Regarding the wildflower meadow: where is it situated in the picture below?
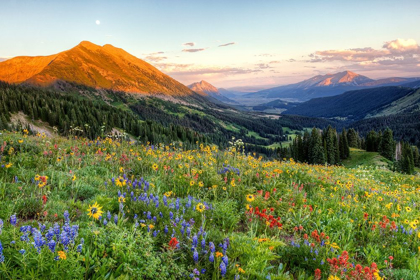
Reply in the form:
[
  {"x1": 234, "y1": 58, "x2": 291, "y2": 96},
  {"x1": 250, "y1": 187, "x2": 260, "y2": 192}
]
[{"x1": 0, "y1": 130, "x2": 419, "y2": 279}]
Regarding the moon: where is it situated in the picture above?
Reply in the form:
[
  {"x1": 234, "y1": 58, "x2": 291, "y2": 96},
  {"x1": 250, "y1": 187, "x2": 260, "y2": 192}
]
[{"x1": 96, "y1": 20, "x2": 100, "y2": 25}]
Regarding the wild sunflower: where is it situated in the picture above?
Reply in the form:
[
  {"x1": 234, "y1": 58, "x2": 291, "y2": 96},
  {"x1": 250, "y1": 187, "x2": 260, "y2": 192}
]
[
  {"x1": 57, "y1": 251, "x2": 66, "y2": 260},
  {"x1": 246, "y1": 194, "x2": 255, "y2": 202},
  {"x1": 196, "y1": 203, "x2": 205, "y2": 212},
  {"x1": 87, "y1": 202, "x2": 103, "y2": 220},
  {"x1": 118, "y1": 196, "x2": 126, "y2": 203}
]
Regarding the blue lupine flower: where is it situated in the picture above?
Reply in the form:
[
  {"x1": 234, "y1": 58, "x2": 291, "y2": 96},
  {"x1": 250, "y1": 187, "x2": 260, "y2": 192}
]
[
  {"x1": 192, "y1": 235, "x2": 198, "y2": 247},
  {"x1": 10, "y1": 240, "x2": 15, "y2": 245},
  {"x1": 10, "y1": 214, "x2": 17, "y2": 226},
  {"x1": 114, "y1": 215, "x2": 118, "y2": 224},
  {"x1": 19, "y1": 249, "x2": 26, "y2": 255},
  {"x1": 107, "y1": 211, "x2": 112, "y2": 220},
  {"x1": 201, "y1": 238, "x2": 206, "y2": 250},
  {"x1": 209, "y1": 242, "x2": 215, "y2": 253},
  {"x1": 39, "y1": 223, "x2": 46, "y2": 233},
  {"x1": 48, "y1": 239, "x2": 56, "y2": 252},
  {"x1": 222, "y1": 255, "x2": 228, "y2": 266},
  {"x1": 193, "y1": 268, "x2": 199, "y2": 275},
  {"x1": 201, "y1": 269, "x2": 206, "y2": 274},
  {"x1": 64, "y1": 210, "x2": 70, "y2": 222},
  {"x1": 164, "y1": 225, "x2": 168, "y2": 234},
  {"x1": 176, "y1": 198, "x2": 180, "y2": 211},
  {"x1": 77, "y1": 244, "x2": 83, "y2": 253},
  {"x1": 193, "y1": 250, "x2": 199, "y2": 263},
  {"x1": 54, "y1": 223, "x2": 60, "y2": 236},
  {"x1": 220, "y1": 262, "x2": 226, "y2": 277},
  {"x1": 44, "y1": 228, "x2": 53, "y2": 241},
  {"x1": 33, "y1": 230, "x2": 45, "y2": 253},
  {"x1": 103, "y1": 219, "x2": 108, "y2": 226},
  {"x1": 209, "y1": 253, "x2": 214, "y2": 263},
  {"x1": 60, "y1": 231, "x2": 70, "y2": 250}
]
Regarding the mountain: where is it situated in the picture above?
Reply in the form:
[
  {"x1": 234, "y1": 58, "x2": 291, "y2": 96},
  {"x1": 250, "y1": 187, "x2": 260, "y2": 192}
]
[
  {"x1": 0, "y1": 41, "x2": 194, "y2": 96},
  {"x1": 402, "y1": 79, "x2": 420, "y2": 88},
  {"x1": 188, "y1": 80, "x2": 238, "y2": 104},
  {"x1": 360, "y1": 77, "x2": 420, "y2": 87},
  {"x1": 245, "y1": 71, "x2": 373, "y2": 101},
  {"x1": 284, "y1": 86, "x2": 419, "y2": 121},
  {"x1": 245, "y1": 71, "x2": 420, "y2": 102}
]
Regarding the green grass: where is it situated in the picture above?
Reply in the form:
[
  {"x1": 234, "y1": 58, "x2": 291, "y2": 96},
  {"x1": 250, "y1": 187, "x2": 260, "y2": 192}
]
[{"x1": 342, "y1": 148, "x2": 391, "y2": 169}]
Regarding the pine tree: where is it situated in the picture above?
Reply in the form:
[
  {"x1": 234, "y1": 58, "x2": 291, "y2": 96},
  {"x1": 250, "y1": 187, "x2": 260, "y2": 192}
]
[
  {"x1": 366, "y1": 130, "x2": 379, "y2": 152},
  {"x1": 412, "y1": 146, "x2": 420, "y2": 168},
  {"x1": 380, "y1": 128, "x2": 395, "y2": 161},
  {"x1": 400, "y1": 142, "x2": 415, "y2": 174},
  {"x1": 347, "y1": 128, "x2": 359, "y2": 148},
  {"x1": 339, "y1": 128, "x2": 350, "y2": 160},
  {"x1": 325, "y1": 126, "x2": 337, "y2": 165},
  {"x1": 309, "y1": 128, "x2": 325, "y2": 164}
]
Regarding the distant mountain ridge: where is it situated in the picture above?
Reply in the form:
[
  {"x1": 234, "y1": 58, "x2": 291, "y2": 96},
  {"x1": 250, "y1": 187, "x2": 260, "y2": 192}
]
[
  {"x1": 245, "y1": 71, "x2": 420, "y2": 101},
  {"x1": 188, "y1": 80, "x2": 238, "y2": 104},
  {"x1": 0, "y1": 41, "x2": 194, "y2": 96},
  {"x1": 284, "y1": 86, "x2": 420, "y2": 121}
]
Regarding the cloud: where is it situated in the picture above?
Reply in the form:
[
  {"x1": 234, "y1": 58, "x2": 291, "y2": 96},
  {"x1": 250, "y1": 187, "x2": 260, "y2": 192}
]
[
  {"x1": 144, "y1": 55, "x2": 167, "y2": 62},
  {"x1": 155, "y1": 62, "x2": 261, "y2": 77},
  {"x1": 218, "y1": 42, "x2": 235, "y2": 47},
  {"x1": 287, "y1": 59, "x2": 296, "y2": 62},
  {"x1": 255, "y1": 53, "x2": 275, "y2": 57},
  {"x1": 309, "y1": 38, "x2": 420, "y2": 63},
  {"x1": 183, "y1": 42, "x2": 195, "y2": 47},
  {"x1": 383, "y1": 38, "x2": 419, "y2": 54},
  {"x1": 0, "y1": 57, "x2": 8, "y2": 62},
  {"x1": 307, "y1": 38, "x2": 420, "y2": 75},
  {"x1": 269, "y1": 61, "x2": 281, "y2": 64},
  {"x1": 182, "y1": 48, "x2": 206, "y2": 53},
  {"x1": 255, "y1": 63, "x2": 272, "y2": 69}
]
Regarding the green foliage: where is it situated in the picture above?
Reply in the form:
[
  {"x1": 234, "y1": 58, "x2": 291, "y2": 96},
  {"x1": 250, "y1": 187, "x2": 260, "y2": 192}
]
[{"x1": 14, "y1": 196, "x2": 43, "y2": 219}]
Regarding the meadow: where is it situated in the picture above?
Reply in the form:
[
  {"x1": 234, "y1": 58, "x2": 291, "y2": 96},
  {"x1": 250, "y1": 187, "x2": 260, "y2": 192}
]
[{"x1": 0, "y1": 130, "x2": 419, "y2": 279}]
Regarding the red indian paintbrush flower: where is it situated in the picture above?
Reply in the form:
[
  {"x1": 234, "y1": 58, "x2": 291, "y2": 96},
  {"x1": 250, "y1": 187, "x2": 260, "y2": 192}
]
[{"x1": 169, "y1": 237, "x2": 179, "y2": 249}]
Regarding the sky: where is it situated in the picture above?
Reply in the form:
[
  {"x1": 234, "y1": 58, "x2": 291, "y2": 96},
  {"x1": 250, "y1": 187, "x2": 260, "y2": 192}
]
[{"x1": 1, "y1": 0, "x2": 420, "y2": 89}]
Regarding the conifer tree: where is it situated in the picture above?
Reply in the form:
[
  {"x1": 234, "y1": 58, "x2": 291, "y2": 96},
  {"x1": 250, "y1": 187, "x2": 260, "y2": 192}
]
[
  {"x1": 400, "y1": 142, "x2": 415, "y2": 174},
  {"x1": 309, "y1": 128, "x2": 325, "y2": 164},
  {"x1": 380, "y1": 128, "x2": 395, "y2": 161},
  {"x1": 347, "y1": 128, "x2": 359, "y2": 148},
  {"x1": 412, "y1": 146, "x2": 419, "y2": 168}
]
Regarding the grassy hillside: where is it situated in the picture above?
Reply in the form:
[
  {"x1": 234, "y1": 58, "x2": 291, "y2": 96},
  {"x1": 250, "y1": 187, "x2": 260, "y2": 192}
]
[
  {"x1": 0, "y1": 131, "x2": 419, "y2": 279},
  {"x1": 285, "y1": 86, "x2": 414, "y2": 121},
  {"x1": 342, "y1": 148, "x2": 391, "y2": 169}
]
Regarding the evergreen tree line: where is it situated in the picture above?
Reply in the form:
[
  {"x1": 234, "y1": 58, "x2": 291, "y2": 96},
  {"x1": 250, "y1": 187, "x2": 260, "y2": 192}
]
[
  {"x1": 0, "y1": 82, "x2": 207, "y2": 148},
  {"x1": 283, "y1": 126, "x2": 350, "y2": 165},
  {"x1": 335, "y1": 127, "x2": 419, "y2": 174}
]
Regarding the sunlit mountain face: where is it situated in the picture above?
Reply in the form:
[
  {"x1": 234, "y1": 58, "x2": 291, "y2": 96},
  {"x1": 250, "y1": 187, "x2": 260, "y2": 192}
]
[{"x1": 0, "y1": 41, "x2": 194, "y2": 96}]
